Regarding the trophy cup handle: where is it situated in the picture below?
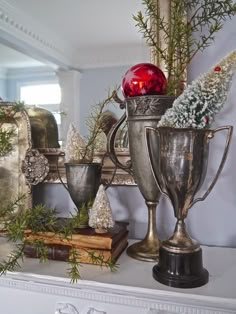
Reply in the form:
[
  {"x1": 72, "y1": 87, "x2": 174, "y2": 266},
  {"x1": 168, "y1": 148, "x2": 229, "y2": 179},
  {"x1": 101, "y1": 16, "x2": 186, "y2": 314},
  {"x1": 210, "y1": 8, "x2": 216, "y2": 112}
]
[
  {"x1": 56, "y1": 151, "x2": 69, "y2": 191},
  {"x1": 190, "y1": 125, "x2": 233, "y2": 207},
  {"x1": 107, "y1": 112, "x2": 132, "y2": 175},
  {"x1": 145, "y1": 126, "x2": 170, "y2": 200}
]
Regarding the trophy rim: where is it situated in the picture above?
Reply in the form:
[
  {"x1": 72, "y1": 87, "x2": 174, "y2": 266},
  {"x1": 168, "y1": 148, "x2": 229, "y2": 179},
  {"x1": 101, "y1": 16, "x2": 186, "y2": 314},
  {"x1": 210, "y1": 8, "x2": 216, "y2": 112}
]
[{"x1": 155, "y1": 126, "x2": 212, "y2": 132}]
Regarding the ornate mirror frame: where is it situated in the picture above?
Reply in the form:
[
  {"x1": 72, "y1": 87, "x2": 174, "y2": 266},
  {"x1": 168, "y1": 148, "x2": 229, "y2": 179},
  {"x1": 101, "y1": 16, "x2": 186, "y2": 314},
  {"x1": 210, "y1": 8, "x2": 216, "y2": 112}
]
[
  {"x1": 0, "y1": 105, "x2": 32, "y2": 218},
  {"x1": 0, "y1": 103, "x2": 51, "y2": 220}
]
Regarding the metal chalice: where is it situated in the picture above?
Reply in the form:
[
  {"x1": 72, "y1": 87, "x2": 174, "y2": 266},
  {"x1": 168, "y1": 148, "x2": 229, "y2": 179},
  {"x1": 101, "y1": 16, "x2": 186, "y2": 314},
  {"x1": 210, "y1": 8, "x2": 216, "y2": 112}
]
[
  {"x1": 58, "y1": 159, "x2": 102, "y2": 228},
  {"x1": 107, "y1": 95, "x2": 174, "y2": 261}
]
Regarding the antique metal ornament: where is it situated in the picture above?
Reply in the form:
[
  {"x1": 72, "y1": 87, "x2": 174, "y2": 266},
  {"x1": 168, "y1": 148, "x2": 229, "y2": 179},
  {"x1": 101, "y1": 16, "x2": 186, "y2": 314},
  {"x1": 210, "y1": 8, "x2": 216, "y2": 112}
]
[
  {"x1": 21, "y1": 149, "x2": 49, "y2": 186},
  {"x1": 107, "y1": 95, "x2": 174, "y2": 261},
  {"x1": 146, "y1": 125, "x2": 233, "y2": 288}
]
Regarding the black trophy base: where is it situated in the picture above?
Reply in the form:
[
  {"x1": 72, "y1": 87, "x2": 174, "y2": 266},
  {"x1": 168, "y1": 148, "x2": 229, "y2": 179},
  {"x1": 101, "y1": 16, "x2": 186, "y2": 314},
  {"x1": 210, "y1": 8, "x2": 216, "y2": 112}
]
[{"x1": 153, "y1": 246, "x2": 209, "y2": 288}]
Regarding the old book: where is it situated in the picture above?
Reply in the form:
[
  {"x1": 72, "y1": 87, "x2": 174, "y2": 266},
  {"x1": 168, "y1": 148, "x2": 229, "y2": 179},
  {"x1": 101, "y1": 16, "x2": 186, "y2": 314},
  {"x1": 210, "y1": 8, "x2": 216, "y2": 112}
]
[
  {"x1": 24, "y1": 220, "x2": 128, "y2": 250},
  {"x1": 24, "y1": 232, "x2": 128, "y2": 264}
]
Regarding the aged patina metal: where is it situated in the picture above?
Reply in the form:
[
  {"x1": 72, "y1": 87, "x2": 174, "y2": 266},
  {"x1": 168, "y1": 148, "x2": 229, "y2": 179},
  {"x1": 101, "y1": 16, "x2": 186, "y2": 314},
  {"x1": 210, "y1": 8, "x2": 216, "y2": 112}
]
[
  {"x1": 25, "y1": 106, "x2": 60, "y2": 148},
  {"x1": 107, "y1": 95, "x2": 174, "y2": 261},
  {"x1": 146, "y1": 126, "x2": 233, "y2": 287},
  {"x1": 60, "y1": 163, "x2": 102, "y2": 228}
]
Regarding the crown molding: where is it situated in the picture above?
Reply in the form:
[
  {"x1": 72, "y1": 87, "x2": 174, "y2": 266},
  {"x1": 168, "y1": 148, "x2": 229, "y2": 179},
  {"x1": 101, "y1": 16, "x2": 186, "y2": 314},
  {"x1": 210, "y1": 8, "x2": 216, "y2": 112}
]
[
  {"x1": 0, "y1": 0, "x2": 77, "y2": 70},
  {"x1": 6, "y1": 66, "x2": 57, "y2": 80}
]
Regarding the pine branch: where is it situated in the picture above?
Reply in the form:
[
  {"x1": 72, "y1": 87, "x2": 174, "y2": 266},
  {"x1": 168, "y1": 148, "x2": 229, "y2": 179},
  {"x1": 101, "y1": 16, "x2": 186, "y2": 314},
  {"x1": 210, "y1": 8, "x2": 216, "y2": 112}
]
[
  {"x1": 87, "y1": 250, "x2": 119, "y2": 272},
  {"x1": 134, "y1": 0, "x2": 236, "y2": 95},
  {"x1": 67, "y1": 247, "x2": 81, "y2": 283},
  {"x1": 80, "y1": 88, "x2": 118, "y2": 163},
  {"x1": 0, "y1": 102, "x2": 25, "y2": 156},
  {"x1": 0, "y1": 243, "x2": 25, "y2": 275}
]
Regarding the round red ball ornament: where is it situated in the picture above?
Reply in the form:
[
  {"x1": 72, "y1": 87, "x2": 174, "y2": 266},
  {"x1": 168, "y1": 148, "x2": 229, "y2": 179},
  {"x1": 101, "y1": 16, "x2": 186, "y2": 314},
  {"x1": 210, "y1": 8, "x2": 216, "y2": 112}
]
[{"x1": 121, "y1": 63, "x2": 167, "y2": 98}]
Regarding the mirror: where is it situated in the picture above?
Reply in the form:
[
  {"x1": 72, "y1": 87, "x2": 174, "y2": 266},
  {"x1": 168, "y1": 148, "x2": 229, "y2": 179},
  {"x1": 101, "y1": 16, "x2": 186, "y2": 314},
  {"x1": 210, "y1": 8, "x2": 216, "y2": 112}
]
[{"x1": 0, "y1": 1, "x2": 149, "y2": 186}]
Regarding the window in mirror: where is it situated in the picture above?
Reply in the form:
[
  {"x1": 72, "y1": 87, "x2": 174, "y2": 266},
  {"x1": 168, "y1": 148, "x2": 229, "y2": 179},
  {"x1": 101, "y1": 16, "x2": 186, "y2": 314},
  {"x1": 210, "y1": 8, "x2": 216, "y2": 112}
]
[
  {"x1": 20, "y1": 84, "x2": 61, "y2": 105},
  {"x1": 20, "y1": 83, "x2": 62, "y2": 144}
]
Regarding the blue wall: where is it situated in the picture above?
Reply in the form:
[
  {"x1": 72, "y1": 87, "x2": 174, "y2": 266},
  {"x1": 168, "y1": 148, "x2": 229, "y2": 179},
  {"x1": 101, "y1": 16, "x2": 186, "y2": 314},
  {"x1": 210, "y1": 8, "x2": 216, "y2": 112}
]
[
  {"x1": 0, "y1": 78, "x2": 6, "y2": 100},
  {"x1": 79, "y1": 65, "x2": 131, "y2": 136}
]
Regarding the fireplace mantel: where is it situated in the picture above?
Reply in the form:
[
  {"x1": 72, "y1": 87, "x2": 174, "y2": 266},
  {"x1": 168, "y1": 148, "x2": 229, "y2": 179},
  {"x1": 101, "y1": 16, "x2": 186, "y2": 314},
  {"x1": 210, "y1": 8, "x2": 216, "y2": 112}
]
[{"x1": 0, "y1": 240, "x2": 235, "y2": 314}]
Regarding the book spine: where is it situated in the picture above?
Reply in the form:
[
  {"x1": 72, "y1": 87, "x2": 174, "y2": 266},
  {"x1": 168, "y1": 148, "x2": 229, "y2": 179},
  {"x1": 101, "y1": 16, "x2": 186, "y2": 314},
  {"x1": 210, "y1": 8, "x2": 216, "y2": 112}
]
[
  {"x1": 24, "y1": 244, "x2": 114, "y2": 264},
  {"x1": 24, "y1": 229, "x2": 128, "y2": 250},
  {"x1": 24, "y1": 234, "x2": 113, "y2": 250}
]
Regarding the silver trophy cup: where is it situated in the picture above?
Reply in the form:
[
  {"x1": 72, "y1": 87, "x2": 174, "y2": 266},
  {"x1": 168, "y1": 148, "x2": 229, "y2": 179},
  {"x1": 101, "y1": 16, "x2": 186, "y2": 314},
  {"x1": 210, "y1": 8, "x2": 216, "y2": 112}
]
[{"x1": 146, "y1": 126, "x2": 233, "y2": 287}]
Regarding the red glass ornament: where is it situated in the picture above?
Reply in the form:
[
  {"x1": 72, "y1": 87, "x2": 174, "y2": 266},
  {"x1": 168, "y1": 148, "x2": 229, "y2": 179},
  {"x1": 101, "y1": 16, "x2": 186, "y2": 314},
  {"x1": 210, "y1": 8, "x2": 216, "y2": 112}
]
[
  {"x1": 121, "y1": 63, "x2": 167, "y2": 98},
  {"x1": 205, "y1": 116, "x2": 210, "y2": 124},
  {"x1": 214, "y1": 66, "x2": 221, "y2": 72}
]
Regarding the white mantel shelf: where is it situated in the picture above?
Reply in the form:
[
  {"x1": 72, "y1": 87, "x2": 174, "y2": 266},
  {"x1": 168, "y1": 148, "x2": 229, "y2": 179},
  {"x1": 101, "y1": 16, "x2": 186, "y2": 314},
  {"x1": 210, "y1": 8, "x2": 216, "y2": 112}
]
[{"x1": 0, "y1": 240, "x2": 236, "y2": 314}]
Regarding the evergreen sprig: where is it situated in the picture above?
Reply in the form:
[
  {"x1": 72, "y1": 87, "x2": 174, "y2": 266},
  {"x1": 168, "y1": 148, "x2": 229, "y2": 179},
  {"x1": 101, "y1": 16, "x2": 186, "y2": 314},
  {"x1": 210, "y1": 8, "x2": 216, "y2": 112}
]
[
  {"x1": 133, "y1": 0, "x2": 236, "y2": 95},
  {"x1": 87, "y1": 250, "x2": 119, "y2": 272},
  {"x1": 0, "y1": 243, "x2": 25, "y2": 275},
  {"x1": 0, "y1": 102, "x2": 25, "y2": 156},
  {"x1": 80, "y1": 88, "x2": 118, "y2": 163},
  {"x1": 0, "y1": 203, "x2": 118, "y2": 283},
  {"x1": 67, "y1": 247, "x2": 82, "y2": 283}
]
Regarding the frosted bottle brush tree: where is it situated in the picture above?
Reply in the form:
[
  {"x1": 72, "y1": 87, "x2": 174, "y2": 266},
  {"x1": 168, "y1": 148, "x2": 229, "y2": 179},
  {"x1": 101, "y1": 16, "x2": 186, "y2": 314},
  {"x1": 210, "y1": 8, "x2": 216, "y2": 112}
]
[
  {"x1": 133, "y1": 0, "x2": 236, "y2": 95},
  {"x1": 158, "y1": 51, "x2": 236, "y2": 128},
  {"x1": 89, "y1": 184, "x2": 114, "y2": 233},
  {"x1": 65, "y1": 90, "x2": 117, "y2": 164}
]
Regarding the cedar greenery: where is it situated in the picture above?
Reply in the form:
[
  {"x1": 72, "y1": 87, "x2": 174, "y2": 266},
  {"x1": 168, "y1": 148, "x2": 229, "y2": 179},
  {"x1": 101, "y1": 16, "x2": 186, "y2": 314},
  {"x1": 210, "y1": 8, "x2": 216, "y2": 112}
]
[{"x1": 133, "y1": 0, "x2": 236, "y2": 95}]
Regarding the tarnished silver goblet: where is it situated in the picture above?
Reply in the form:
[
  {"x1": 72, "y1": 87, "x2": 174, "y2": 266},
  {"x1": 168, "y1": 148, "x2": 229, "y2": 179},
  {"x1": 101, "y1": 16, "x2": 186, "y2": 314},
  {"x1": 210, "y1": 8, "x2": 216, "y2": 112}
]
[
  {"x1": 146, "y1": 126, "x2": 233, "y2": 287},
  {"x1": 58, "y1": 160, "x2": 102, "y2": 228},
  {"x1": 107, "y1": 95, "x2": 174, "y2": 261}
]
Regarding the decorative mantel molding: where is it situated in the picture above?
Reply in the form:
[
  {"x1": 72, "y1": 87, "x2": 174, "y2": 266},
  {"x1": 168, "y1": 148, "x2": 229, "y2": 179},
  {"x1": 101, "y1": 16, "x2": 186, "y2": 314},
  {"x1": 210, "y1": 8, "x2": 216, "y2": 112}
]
[
  {"x1": 0, "y1": 272, "x2": 235, "y2": 314},
  {"x1": 0, "y1": 0, "x2": 76, "y2": 69},
  {"x1": 0, "y1": 241, "x2": 236, "y2": 314}
]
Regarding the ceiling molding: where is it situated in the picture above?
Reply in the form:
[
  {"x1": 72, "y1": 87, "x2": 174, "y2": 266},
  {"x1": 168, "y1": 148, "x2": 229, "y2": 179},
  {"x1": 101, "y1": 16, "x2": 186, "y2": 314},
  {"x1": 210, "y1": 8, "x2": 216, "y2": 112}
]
[
  {"x1": 0, "y1": 0, "x2": 77, "y2": 69},
  {"x1": 6, "y1": 66, "x2": 57, "y2": 80}
]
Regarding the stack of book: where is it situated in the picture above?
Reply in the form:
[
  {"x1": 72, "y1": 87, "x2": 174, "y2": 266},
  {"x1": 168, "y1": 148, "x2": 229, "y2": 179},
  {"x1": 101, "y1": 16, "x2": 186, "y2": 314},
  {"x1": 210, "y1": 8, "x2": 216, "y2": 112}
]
[{"x1": 24, "y1": 220, "x2": 129, "y2": 265}]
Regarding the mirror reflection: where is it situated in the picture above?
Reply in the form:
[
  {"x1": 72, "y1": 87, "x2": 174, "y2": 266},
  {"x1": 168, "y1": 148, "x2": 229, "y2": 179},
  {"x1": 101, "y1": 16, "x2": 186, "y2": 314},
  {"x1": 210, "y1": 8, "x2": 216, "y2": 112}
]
[
  {"x1": 0, "y1": 1, "x2": 147, "y2": 187},
  {"x1": 0, "y1": 1, "x2": 148, "y2": 146}
]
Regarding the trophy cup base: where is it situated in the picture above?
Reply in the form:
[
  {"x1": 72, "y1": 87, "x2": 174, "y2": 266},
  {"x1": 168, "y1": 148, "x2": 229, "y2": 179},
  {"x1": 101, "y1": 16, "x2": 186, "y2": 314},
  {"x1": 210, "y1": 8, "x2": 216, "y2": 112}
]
[
  {"x1": 153, "y1": 246, "x2": 209, "y2": 288},
  {"x1": 126, "y1": 239, "x2": 160, "y2": 262}
]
